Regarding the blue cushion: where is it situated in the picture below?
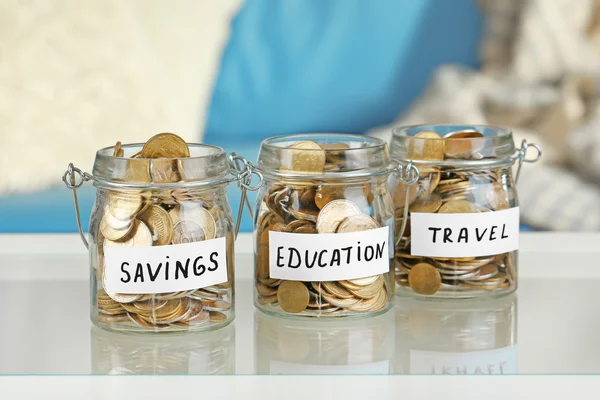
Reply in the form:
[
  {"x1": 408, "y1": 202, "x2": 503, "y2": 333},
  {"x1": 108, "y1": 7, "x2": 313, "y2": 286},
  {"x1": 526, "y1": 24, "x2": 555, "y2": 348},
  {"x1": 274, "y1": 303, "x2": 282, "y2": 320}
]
[{"x1": 205, "y1": 0, "x2": 483, "y2": 142}]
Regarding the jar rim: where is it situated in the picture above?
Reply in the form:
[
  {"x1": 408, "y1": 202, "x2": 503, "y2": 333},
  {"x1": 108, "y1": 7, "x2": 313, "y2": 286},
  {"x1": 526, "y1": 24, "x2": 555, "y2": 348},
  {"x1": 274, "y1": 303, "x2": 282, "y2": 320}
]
[
  {"x1": 390, "y1": 124, "x2": 518, "y2": 166},
  {"x1": 260, "y1": 133, "x2": 387, "y2": 152},
  {"x1": 392, "y1": 124, "x2": 513, "y2": 140},
  {"x1": 257, "y1": 133, "x2": 395, "y2": 179},
  {"x1": 92, "y1": 142, "x2": 234, "y2": 188},
  {"x1": 96, "y1": 142, "x2": 226, "y2": 160}
]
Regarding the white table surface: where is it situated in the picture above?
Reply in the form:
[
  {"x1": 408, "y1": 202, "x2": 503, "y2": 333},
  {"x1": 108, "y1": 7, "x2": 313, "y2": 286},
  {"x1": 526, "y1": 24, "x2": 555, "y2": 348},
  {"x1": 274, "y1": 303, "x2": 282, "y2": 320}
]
[{"x1": 0, "y1": 232, "x2": 599, "y2": 375}]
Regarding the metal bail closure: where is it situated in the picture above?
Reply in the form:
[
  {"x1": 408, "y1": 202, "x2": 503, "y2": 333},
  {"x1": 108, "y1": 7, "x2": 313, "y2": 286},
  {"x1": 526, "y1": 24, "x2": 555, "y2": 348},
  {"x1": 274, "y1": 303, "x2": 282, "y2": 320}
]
[
  {"x1": 515, "y1": 139, "x2": 542, "y2": 183},
  {"x1": 62, "y1": 163, "x2": 93, "y2": 249},
  {"x1": 228, "y1": 153, "x2": 264, "y2": 239},
  {"x1": 394, "y1": 160, "x2": 419, "y2": 247}
]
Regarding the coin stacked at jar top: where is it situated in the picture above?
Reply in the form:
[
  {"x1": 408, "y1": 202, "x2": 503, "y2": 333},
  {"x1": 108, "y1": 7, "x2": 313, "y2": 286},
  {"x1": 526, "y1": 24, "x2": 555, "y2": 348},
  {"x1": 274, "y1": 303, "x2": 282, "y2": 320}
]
[
  {"x1": 95, "y1": 133, "x2": 233, "y2": 332},
  {"x1": 255, "y1": 140, "x2": 394, "y2": 317},
  {"x1": 393, "y1": 129, "x2": 516, "y2": 297}
]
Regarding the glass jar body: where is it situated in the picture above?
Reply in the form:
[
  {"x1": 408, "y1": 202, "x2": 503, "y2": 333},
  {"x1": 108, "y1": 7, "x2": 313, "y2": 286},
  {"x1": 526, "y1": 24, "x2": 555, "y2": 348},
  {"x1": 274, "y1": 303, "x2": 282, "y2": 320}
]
[
  {"x1": 89, "y1": 184, "x2": 235, "y2": 333},
  {"x1": 393, "y1": 164, "x2": 518, "y2": 299},
  {"x1": 253, "y1": 174, "x2": 396, "y2": 318}
]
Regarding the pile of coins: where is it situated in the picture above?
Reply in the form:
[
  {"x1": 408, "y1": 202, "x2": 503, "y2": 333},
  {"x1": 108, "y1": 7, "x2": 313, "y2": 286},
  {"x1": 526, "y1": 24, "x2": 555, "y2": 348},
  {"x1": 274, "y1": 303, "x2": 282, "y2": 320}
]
[
  {"x1": 393, "y1": 129, "x2": 516, "y2": 296},
  {"x1": 95, "y1": 133, "x2": 233, "y2": 331},
  {"x1": 255, "y1": 140, "x2": 394, "y2": 316}
]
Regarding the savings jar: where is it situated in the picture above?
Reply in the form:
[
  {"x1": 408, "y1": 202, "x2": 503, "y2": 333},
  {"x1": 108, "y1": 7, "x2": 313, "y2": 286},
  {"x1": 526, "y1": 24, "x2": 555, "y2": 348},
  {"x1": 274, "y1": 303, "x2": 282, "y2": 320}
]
[
  {"x1": 252, "y1": 133, "x2": 418, "y2": 318},
  {"x1": 63, "y1": 133, "x2": 256, "y2": 332},
  {"x1": 390, "y1": 125, "x2": 541, "y2": 299}
]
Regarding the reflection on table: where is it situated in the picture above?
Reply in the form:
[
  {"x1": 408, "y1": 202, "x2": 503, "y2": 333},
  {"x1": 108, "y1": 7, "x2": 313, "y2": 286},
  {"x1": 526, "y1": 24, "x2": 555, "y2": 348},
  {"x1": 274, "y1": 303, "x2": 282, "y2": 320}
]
[
  {"x1": 254, "y1": 311, "x2": 395, "y2": 374},
  {"x1": 394, "y1": 294, "x2": 517, "y2": 374},
  {"x1": 90, "y1": 324, "x2": 235, "y2": 374}
]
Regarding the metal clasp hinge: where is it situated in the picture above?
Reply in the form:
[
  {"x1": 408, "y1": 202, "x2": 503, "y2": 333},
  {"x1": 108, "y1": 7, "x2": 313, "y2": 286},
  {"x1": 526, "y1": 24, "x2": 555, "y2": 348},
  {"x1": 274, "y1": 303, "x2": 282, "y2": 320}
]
[
  {"x1": 62, "y1": 163, "x2": 93, "y2": 249},
  {"x1": 394, "y1": 161, "x2": 419, "y2": 246},
  {"x1": 515, "y1": 140, "x2": 542, "y2": 183},
  {"x1": 228, "y1": 153, "x2": 264, "y2": 239}
]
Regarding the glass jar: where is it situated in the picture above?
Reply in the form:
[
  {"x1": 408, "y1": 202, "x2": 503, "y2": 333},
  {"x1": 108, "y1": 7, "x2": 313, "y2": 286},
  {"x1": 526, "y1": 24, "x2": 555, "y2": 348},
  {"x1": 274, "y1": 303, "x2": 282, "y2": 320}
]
[
  {"x1": 394, "y1": 294, "x2": 517, "y2": 374},
  {"x1": 390, "y1": 125, "x2": 541, "y2": 299},
  {"x1": 252, "y1": 133, "x2": 403, "y2": 318},
  {"x1": 255, "y1": 311, "x2": 395, "y2": 374},
  {"x1": 63, "y1": 141, "x2": 251, "y2": 332}
]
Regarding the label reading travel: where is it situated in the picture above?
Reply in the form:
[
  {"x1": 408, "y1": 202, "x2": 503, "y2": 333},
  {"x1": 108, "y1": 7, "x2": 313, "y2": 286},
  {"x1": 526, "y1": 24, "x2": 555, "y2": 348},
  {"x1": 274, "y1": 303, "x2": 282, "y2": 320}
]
[
  {"x1": 104, "y1": 237, "x2": 228, "y2": 294},
  {"x1": 410, "y1": 207, "x2": 519, "y2": 258},
  {"x1": 268, "y1": 227, "x2": 390, "y2": 282}
]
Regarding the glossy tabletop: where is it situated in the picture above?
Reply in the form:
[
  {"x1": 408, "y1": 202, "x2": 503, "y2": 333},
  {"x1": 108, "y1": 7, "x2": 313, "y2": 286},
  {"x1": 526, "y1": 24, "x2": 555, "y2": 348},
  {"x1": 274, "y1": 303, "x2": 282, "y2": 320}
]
[{"x1": 0, "y1": 233, "x2": 599, "y2": 375}]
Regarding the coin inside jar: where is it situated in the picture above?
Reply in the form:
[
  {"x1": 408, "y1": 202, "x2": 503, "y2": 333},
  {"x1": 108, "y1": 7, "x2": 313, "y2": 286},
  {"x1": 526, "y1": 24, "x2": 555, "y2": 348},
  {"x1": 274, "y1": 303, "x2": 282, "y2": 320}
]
[
  {"x1": 409, "y1": 130, "x2": 445, "y2": 161},
  {"x1": 408, "y1": 263, "x2": 441, "y2": 295},
  {"x1": 277, "y1": 280, "x2": 310, "y2": 313},
  {"x1": 316, "y1": 199, "x2": 362, "y2": 233},
  {"x1": 140, "y1": 132, "x2": 191, "y2": 158},
  {"x1": 285, "y1": 141, "x2": 326, "y2": 173},
  {"x1": 138, "y1": 205, "x2": 174, "y2": 246},
  {"x1": 336, "y1": 215, "x2": 381, "y2": 233}
]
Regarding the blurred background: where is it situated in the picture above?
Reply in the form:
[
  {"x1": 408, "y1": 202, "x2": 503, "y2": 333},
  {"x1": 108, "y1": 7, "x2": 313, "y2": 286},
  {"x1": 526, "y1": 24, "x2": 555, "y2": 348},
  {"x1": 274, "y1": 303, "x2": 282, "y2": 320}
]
[{"x1": 1, "y1": 0, "x2": 599, "y2": 234}]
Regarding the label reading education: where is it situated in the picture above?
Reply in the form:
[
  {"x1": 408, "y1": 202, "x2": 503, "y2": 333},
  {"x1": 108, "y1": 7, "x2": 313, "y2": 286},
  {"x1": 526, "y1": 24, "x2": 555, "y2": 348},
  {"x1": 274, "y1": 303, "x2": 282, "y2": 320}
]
[
  {"x1": 268, "y1": 227, "x2": 390, "y2": 282},
  {"x1": 104, "y1": 237, "x2": 228, "y2": 294},
  {"x1": 410, "y1": 207, "x2": 519, "y2": 258}
]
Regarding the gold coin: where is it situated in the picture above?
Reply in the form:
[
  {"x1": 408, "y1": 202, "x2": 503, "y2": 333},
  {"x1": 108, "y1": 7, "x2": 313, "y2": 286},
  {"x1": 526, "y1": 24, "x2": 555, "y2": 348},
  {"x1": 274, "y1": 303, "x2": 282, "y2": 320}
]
[
  {"x1": 112, "y1": 141, "x2": 124, "y2": 157},
  {"x1": 409, "y1": 130, "x2": 445, "y2": 161},
  {"x1": 277, "y1": 280, "x2": 310, "y2": 313},
  {"x1": 286, "y1": 141, "x2": 326, "y2": 173},
  {"x1": 319, "y1": 291, "x2": 361, "y2": 308},
  {"x1": 209, "y1": 311, "x2": 228, "y2": 322},
  {"x1": 321, "y1": 281, "x2": 354, "y2": 299},
  {"x1": 408, "y1": 263, "x2": 441, "y2": 295},
  {"x1": 100, "y1": 215, "x2": 133, "y2": 242},
  {"x1": 104, "y1": 220, "x2": 153, "y2": 248},
  {"x1": 172, "y1": 220, "x2": 206, "y2": 244},
  {"x1": 256, "y1": 244, "x2": 270, "y2": 278},
  {"x1": 392, "y1": 181, "x2": 418, "y2": 208},
  {"x1": 486, "y1": 182, "x2": 510, "y2": 210},
  {"x1": 138, "y1": 205, "x2": 174, "y2": 246},
  {"x1": 444, "y1": 129, "x2": 484, "y2": 158},
  {"x1": 107, "y1": 193, "x2": 143, "y2": 221},
  {"x1": 336, "y1": 215, "x2": 381, "y2": 233},
  {"x1": 125, "y1": 159, "x2": 151, "y2": 183},
  {"x1": 438, "y1": 199, "x2": 478, "y2": 213},
  {"x1": 316, "y1": 199, "x2": 361, "y2": 233},
  {"x1": 140, "y1": 132, "x2": 190, "y2": 158},
  {"x1": 409, "y1": 193, "x2": 442, "y2": 213},
  {"x1": 150, "y1": 158, "x2": 181, "y2": 183},
  {"x1": 347, "y1": 278, "x2": 383, "y2": 299},
  {"x1": 170, "y1": 206, "x2": 216, "y2": 240}
]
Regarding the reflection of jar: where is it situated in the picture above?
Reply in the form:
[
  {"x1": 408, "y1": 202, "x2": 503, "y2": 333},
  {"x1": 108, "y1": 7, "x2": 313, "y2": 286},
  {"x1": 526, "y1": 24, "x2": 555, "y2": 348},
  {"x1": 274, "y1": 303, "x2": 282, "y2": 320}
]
[
  {"x1": 252, "y1": 134, "x2": 411, "y2": 318},
  {"x1": 390, "y1": 125, "x2": 541, "y2": 299},
  {"x1": 394, "y1": 294, "x2": 517, "y2": 374},
  {"x1": 63, "y1": 140, "x2": 254, "y2": 332},
  {"x1": 255, "y1": 311, "x2": 394, "y2": 374},
  {"x1": 91, "y1": 324, "x2": 235, "y2": 374}
]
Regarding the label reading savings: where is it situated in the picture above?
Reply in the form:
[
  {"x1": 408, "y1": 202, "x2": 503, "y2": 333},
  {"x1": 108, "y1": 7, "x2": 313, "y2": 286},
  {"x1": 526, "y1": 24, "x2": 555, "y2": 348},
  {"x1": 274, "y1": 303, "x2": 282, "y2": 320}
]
[
  {"x1": 269, "y1": 227, "x2": 390, "y2": 282},
  {"x1": 104, "y1": 238, "x2": 228, "y2": 294}
]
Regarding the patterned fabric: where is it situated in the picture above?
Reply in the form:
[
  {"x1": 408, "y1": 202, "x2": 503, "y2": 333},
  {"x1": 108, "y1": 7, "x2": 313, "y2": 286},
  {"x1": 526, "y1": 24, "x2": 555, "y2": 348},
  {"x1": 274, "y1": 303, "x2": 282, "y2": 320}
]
[{"x1": 369, "y1": 0, "x2": 600, "y2": 231}]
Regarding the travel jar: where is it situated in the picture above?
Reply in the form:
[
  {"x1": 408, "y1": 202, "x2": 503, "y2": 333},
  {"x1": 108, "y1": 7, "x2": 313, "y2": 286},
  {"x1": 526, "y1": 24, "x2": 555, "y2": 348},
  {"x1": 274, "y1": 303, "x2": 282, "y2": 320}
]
[
  {"x1": 252, "y1": 133, "x2": 417, "y2": 318},
  {"x1": 390, "y1": 125, "x2": 541, "y2": 299},
  {"x1": 63, "y1": 133, "x2": 255, "y2": 332}
]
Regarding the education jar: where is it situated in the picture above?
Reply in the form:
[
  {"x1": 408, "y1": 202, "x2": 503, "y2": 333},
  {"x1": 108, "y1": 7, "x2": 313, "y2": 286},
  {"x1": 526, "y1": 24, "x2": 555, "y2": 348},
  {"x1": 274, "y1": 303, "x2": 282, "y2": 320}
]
[
  {"x1": 252, "y1": 133, "x2": 418, "y2": 318},
  {"x1": 63, "y1": 133, "x2": 257, "y2": 332},
  {"x1": 390, "y1": 125, "x2": 541, "y2": 299}
]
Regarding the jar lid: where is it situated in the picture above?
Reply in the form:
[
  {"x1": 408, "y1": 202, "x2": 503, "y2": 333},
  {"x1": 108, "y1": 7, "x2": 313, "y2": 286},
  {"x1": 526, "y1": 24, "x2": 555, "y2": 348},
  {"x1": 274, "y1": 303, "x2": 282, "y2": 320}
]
[
  {"x1": 256, "y1": 133, "x2": 395, "y2": 179},
  {"x1": 92, "y1": 143, "x2": 231, "y2": 188},
  {"x1": 391, "y1": 125, "x2": 518, "y2": 166}
]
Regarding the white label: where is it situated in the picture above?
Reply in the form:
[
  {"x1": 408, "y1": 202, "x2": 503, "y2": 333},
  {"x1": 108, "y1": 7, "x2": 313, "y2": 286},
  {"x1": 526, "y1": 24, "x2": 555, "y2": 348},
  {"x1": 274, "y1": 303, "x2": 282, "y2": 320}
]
[
  {"x1": 410, "y1": 207, "x2": 519, "y2": 257},
  {"x1": 410, "y1": 346, "x2": 518, "y2": 374},
  {"x1": 268, "y1": 227, "x2": 390, "y2": 282},
  {"x1": 270, "y1": 360, "x2": 390, "y2": 375},
  {"x1": 104, "y1": 238, "x2": 228, "y2": 294}
]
